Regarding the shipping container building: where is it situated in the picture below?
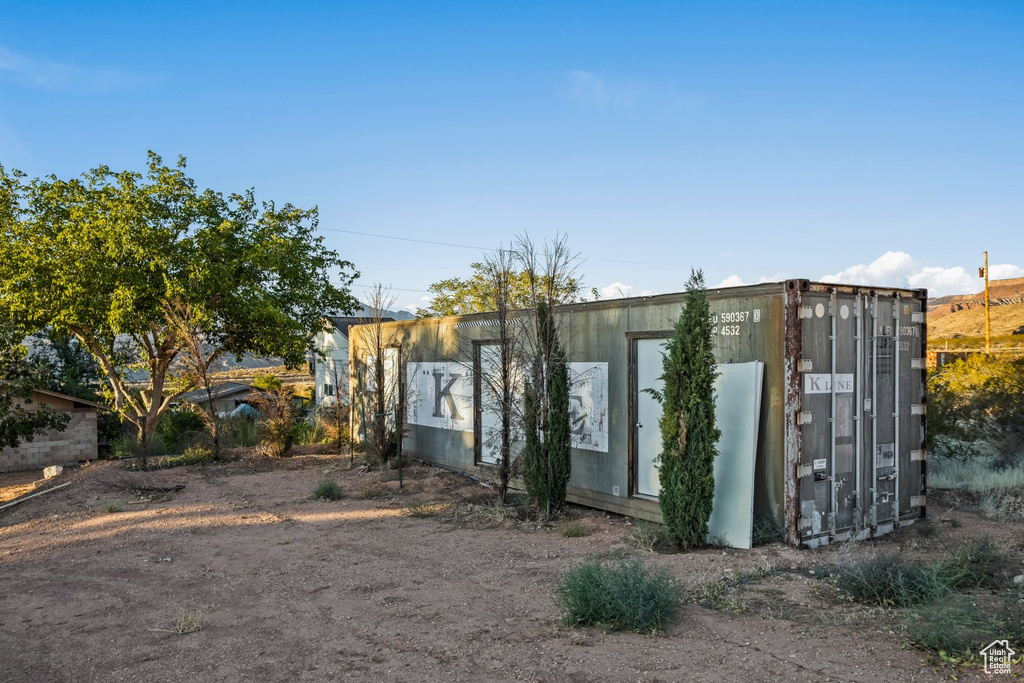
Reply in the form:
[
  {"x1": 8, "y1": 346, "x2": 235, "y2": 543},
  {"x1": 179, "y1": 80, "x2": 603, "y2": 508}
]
[{"x1": 347, "y1": 280, "x2": 928, "y2": 548}]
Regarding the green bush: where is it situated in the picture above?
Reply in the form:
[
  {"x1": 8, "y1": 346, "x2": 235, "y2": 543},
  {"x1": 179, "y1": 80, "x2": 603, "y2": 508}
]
[
  {"x1": 629, "y1": 520, "x2": 667, "y2": 552},
  {"x1": 833, "y1": 556, "x2": 945, "y2": 607},
  {"x1": 224, "y1": 416, "x2": 260, "y2": 448},
  {"x1": 906, "y1": 591, "x2": 1024, "y2": 655},
  {"x1": 155, "y1": 445, "x2": 215, "y2": 469},
  {"x1": 312, "y1": 477, "x2": 343, "y2": 501},
  {"x1": 110, "y1": 434, "x2": 172, "y2": 461},
  {"x1": 561, "y1": 522, "x2": 588, "y2": 538},
  {"x1": 155, "y1": 409, "x2": 206, "y2": 452},
  {"x1": 829, "y1": 539, "x2": 1006, "y2": 607},
  {"x1": 557, "y1": 558, "x2": 681, "y2": 633},
  {"x1": 260, "y1": 417, "x2": 297, "y2": 458},
  {"x1": 111, "y1": 436, "x2": 137, "y2": 459},
  {"x1": 295, "y1": 419, "x2": 329, "y2": 446},
  {"x1": 751, "y1": 514, "x2": 784, "y2": 546},
  {"x1": 928, "y1": 354, "x2": 1024, "y2": 461}
]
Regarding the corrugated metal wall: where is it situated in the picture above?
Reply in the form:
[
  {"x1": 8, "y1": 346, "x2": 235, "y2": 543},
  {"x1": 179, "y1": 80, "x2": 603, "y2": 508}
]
[{"x1": 349, "y1": 280, "x2": 927, "y2": 547}]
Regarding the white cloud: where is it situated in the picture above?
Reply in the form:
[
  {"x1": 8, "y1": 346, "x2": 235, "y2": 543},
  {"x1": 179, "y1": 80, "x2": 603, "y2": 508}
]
[
  {"x1": 566, "y1": 70, "x2": 702, "y2": 114},
  {"x1": 599, "y1": 282, "x2": 657, "y2": 300},
  {"x1": 0, "y1": 45, "x2": 138, "y2": 92},
  {"x1": 712, "y1": 275, "x2": 746, "y2": 288},
  {"x1": 821, "y1": 251, "x2": 1024, "y2": 296}
]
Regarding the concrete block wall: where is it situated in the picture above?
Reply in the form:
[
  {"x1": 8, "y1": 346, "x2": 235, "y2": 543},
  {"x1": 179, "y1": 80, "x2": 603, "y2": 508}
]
[{"x1": 0, "y1": 409, "x2": 98, "y2": 473}]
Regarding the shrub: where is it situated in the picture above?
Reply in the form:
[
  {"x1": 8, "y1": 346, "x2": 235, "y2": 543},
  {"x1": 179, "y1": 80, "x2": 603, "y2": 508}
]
[
  {"x1": 914, "y1": 520, "x2": 937, "y2": 537},
  {"x1": 561, "y1": 522, "x2": 588, "y2": 538},
  {"x1": 154, "y1": 445, "x2": 215, "y2": 469},
  {"x1": 406, "y1": 503, "x2": 438, "y2": 518},
  {"x1": 317, "y1": 401, "x2": 352, "y2": 451},
  {"x1": 102, "y1": 501, "x2": 121, "y2": 513},
  {"x1": 111, "y1": 436, "x2": 137, "y2": 459},
  {"x1": 557, "y1": 558, "x2": 681, "y2": 633},
  {"x1": 938, "y1": 538, "x2": 1003, "y2": 589},
  {"x1": 295, "y1": 419, "x2": 329, "y2": 446},
  {"x1": 928, "y1": 354, "x2": 1024, "y2": 461},
  {"x1": 829, "y1": 539, "x2": 1006, "y2": 607},
  {"x1": 312, "y1": 477, "x2": 343, "y2": 501},
  {"x1": 833, "y1": 556, "x2": 946, "y2": 607},
  {"x1": 251, "y1": 374, "x2": 299, "y2": 457},
  {"x1": 751, "y1": 514, "x2": 784, "y2": 546},
  {"x1": 155, "y1": 409, "x2": 206, "y2": 452},
  {"x1": 906, "y1": 592, "x2": 1024, "y2": 655},
  {"x1": 110, "y1": 434, "x2": 172, "y2": 466},
  {"x1": 224, "y1": 416, "x2": 260, "y2": 448},
  {"x1": 629, "y1": 520, "x2": 667, "y2": 552}
]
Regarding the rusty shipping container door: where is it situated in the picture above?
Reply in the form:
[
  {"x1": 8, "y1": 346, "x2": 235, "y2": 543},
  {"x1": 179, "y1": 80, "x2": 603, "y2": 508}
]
[{"x1": 796, "y1": 287, "x2": 926, "y2": 544}]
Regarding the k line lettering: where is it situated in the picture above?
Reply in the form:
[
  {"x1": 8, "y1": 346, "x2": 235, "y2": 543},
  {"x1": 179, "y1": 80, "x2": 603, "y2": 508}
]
[{"x1": 804, "y1": 373, "x2": 854, "y2": 394}]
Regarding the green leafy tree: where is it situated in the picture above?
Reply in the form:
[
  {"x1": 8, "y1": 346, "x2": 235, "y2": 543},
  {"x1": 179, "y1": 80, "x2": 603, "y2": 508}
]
[
  {"x1": 0, "y1": 325, "x2": 71, "y2": 449},
  {"x1": 656, "y1": 270, "x2": 720, "y2": 550},
  {"x1": 928, "y1": 354, "x2": 1024, "y2": 460},
  {"x1": 419, "y1": 261, "x2": 584, "y2": 317},
  {"x1": 0, "y1": 153, "x2": 358, "y2": 442},
  {"x1": 30, "y1": 327, "x2": 104, "y2": 401}
]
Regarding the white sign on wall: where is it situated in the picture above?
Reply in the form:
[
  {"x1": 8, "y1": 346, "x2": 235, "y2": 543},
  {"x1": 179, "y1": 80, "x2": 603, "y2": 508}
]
[
  {"x1": 569, "y1": 362, "x2": 609, "y2": 453},
  {"x1": 804, "y1": 373, "x2": 854, "y2": 394},
  {"x1": 406, "y1": 362, "x2": 474, "y2": 432}
]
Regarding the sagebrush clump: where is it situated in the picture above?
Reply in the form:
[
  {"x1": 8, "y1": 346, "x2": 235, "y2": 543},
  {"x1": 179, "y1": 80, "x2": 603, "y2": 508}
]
[
  {"x1": 557, "y1": 558, "x2": 681, "y2": 633},
  {"x1": 312, "y1": 477, "x2": 343, "y2": 501}
]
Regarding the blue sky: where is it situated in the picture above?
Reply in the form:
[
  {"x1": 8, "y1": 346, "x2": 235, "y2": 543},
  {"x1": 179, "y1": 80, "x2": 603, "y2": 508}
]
[{"x1": 1, "y1": 1, "x2": 1021, "y2": 311}]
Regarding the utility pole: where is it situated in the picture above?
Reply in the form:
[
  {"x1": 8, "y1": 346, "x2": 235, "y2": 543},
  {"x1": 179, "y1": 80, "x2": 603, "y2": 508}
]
[{"x1": 979, "y1": 251, "x2": 991, "y2": 354}]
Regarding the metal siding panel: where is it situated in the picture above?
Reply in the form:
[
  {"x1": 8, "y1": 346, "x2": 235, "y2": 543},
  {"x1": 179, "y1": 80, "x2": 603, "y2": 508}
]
[{"x1": 351, "y1": 281, "x2": 924, "y2": 546}]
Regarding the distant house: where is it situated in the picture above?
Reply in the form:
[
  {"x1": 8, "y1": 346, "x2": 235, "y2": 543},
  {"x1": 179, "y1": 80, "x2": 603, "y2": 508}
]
[
  {"x1": 311, "y1": 316, "x2": 392, "y2": 407},
  {"x1": 0, "y1": 389, "x2": 103, "y2": 473},
  {"x1": 175, "y1": 382, "x2": 254, "y2": 416}
]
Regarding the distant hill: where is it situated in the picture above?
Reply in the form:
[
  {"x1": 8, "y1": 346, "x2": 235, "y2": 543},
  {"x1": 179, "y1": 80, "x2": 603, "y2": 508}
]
[
  {"x1": 929, "y1": 277, "x2": 1024, "y2": 319},
  {"x1": 350, "y1": 305, "x2": 416, "y2": 321},
  {"x1": 927, "y1": 277, "x2": 1024, "y2": 346}
]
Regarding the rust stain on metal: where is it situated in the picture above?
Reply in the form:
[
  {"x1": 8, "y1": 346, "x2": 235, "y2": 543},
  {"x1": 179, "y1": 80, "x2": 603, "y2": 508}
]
[{"x1": 783, "y1": 279, "x2": 805, "y2": 546}]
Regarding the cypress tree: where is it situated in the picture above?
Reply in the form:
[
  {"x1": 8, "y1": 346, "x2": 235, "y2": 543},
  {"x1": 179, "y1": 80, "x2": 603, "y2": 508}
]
[
  {"x1": 522, "y1": 302, "x2": 573, "y2": 518},
  {"x1": 657, "y1": 269, "x2": 720, "y2": 550},
  {"x1": 546, "y1": 345, "x2": 572, "y2": 515}
]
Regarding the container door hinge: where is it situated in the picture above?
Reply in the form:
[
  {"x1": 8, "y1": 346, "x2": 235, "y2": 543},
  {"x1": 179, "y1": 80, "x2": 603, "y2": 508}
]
[
  {"x1": 910, "y1": 495, "x2": 926, "y2": 508},
  {"x1": 797, "y1": 463, "x2": 814, "y2": 478},
  {"x1": 799, "y1": 306, "x2": 813, "y2": 319},
  {"x1": 911, "y1": 312, "x2": 926, "y2": 324},
  {"x1": 798, "y1": 359, "x2": 813, "y2": 372},
  {"x1": 798, "y1": 411, "x2": 813, "y2": 425},
  {"x1": 911, "y1": 449, "x2": 926, "y2": 462},
  {"x1": 911, "y1": 358, "x2": 926, "y2": 370},
  {"x1": 911, "y1": 404, "x2": 926, "y2": 416}
]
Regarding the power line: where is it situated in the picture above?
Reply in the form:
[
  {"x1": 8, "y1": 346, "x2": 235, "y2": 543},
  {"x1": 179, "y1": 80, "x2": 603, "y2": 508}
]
[
  {"x1": 320, "y1": 227, "x2": 486, "y2": 251},
  {"x1": 320, "y1": 226, "x2": 690, "y2": 268}
]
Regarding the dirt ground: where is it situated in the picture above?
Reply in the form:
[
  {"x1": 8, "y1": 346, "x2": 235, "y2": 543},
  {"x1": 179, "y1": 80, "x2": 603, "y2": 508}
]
[{"x1": 1, "y1": 454, "x2": 1019, "y2": 683}]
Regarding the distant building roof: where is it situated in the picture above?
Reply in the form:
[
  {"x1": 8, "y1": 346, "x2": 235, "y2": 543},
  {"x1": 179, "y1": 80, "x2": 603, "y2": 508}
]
[
  {"x1": 326, "y1": 316, "x2": 394, "y2": 338},
  {"x1": 31, "y1": 388, "x2": 106, "y2": 411},
  {"x1": 177, "y1": 382, "x2": 253, "y2": 404}
]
